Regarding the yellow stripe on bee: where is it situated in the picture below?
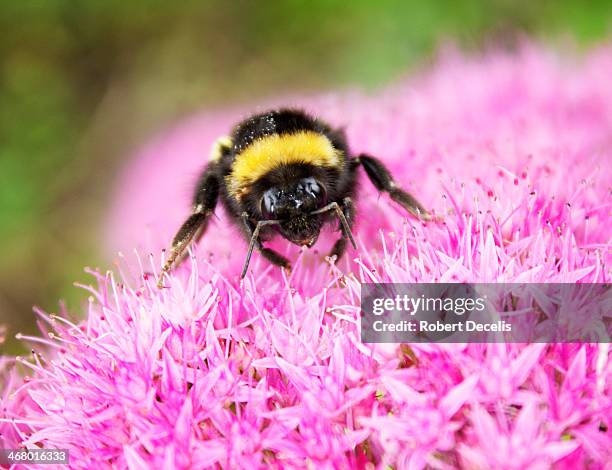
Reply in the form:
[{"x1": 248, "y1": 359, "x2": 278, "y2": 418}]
[{"x1": 227, "y1": 131, "x2": 342, "y2": 197}]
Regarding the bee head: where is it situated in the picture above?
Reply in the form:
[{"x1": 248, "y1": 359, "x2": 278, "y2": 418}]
[{"x1": 261, "y1": 177, "x2": 326, "y2": 246}]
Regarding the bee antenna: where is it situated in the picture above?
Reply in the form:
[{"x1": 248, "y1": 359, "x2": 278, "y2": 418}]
[
  {"x1": 311, "y1": 201, "x2": 357, "y2": 249},
  {"x1": 241, "y1": 219, "x2": 281, "y2": 279}
]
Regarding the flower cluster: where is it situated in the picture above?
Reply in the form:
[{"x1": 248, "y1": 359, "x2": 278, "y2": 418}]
[{"x1": 1, "y1": 44, "x2": 611, "y2": 469}]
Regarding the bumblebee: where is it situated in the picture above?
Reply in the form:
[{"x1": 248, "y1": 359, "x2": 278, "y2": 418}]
[{"x1": 157, "y1": 108, "x2": 430, "y2": 287}]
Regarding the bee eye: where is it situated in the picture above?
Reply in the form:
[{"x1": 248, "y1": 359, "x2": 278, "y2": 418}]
[
  {"x1": 298, "y1": 177, "x2": 326, "y2": 205},
  {"x1": 261, "y1": 189, "x2": 279, "y2": 219}
]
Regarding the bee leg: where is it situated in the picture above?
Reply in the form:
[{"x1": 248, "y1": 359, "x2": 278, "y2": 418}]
[
  {"x1": 240, "y1": 213, "x2": 290, "y2": 278},
  {"x1": 157, "y1": 166, "x2": 219, "y2": 288},
  {"x1": 259, "y1": 248, "x2": 292, "y2": 271},
  {"x1": 357, "y1": 154, "x2": 431, "y2": 220},
  {"x1": 328, "y1": 197, "x2": 356, "y2": 261}
]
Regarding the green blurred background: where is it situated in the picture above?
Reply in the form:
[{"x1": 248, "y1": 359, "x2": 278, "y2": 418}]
[{"x1": 1, "y1": 0, "x2": 611, "y2": 354}]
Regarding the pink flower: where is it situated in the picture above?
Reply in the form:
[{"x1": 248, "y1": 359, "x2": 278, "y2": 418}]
[
  {"x1": 1, "y1": 44, "x2": 611, "y2": 468},
  {"x1": 459, "y1": 400, "x2": 579, "y2": 469}
]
